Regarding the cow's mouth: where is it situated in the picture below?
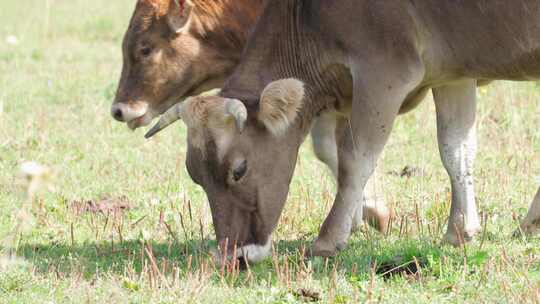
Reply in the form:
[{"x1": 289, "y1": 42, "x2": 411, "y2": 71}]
[
  {"x1": 111, "y1": 100, "x2": 154, "y2": 130},
  {"x1": 125, "y1": 99, "x2": 179, "y2": 131},
  {"x1": 126, "y1": 112, "x2": 155, "y2": 130}
]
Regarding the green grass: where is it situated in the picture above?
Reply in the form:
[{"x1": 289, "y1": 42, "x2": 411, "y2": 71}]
[{"x1": 1, "y1": 0, "x2": 540, "y2": 303}]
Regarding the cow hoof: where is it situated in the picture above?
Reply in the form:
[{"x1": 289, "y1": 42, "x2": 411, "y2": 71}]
[
  {"x1": 513, "y1": 224, "x2": 540, "y2": 237},
  {"x1": 309, "y1": 249, "x2": 337, "y2": 258},
  {"x1": 442, "y1": 232, "x2": 462, "y2": 247},
  {"x1": 512, "y1": 229, "x2": 524, "y2": 238},
  {"x1": 309, "y1": 239, "x2": 340, "y2": 257},
  {"x1": 443, "y1": 227, "x2": 479, "y2": 247}
]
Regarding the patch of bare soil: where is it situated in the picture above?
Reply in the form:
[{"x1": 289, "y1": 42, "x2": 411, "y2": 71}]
[
  {"x1": 70, "y1": 196, "x2": 133, "y2": 215},
  {"x1": 294, "y1": 288, "x2": 321, "y2": 302},
  {"x1": 387, "y1": 165, "x2": 425, "y2": 178}
]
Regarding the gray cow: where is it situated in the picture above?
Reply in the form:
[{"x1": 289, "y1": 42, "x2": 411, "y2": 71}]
[{"x1": 147, "y1": 0, "x2": 540, "y2": 262}]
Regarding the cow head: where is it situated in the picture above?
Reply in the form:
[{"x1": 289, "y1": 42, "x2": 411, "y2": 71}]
[
  {"x1": 111, "y1": 0, "x2": 237, "y2": 129},
  {"x1": 146, "y1": 79, "x2": 306, "y2": 263}
]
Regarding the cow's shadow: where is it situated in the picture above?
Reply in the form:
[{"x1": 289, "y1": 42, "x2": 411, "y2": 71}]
[
  {"x1": 16, "y1": 239, "x2": 310, "y2": 274},
  {"x1": 14, "y1": 236, "x2": 449, "y2": 280},
  {"x1": 16, "y1": 239, "x2": 215, "y2": 277}
]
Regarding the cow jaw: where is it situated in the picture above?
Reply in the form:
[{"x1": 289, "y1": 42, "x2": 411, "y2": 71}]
[{"x1": 126, "y1": 111, "x2": 155, "y2": 130}]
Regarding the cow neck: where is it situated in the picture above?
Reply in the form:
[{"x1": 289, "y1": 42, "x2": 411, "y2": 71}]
[
  {"x1": 188, "y1": 0, "x2": 265, "y2": 54},
  {"x1": 221, "y1": 0, "x2": 347, "y2": 139}
]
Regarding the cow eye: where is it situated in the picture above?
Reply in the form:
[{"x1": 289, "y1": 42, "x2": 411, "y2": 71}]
[
  {"x1": 232, "y1": 160, "x2": 248, "y2": 182},
  {"x1": 140, "y1": 46, "x2": 153, "y2": 57}
]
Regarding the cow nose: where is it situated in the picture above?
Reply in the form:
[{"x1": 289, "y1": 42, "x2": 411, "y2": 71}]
[
  {"x1": 111, "y1": 103, "x2": 127, "y2": 122},
  {"x1": 111, "y1": 102, "x2": 149, "y2": 123},
  {"x1": 112, "y1": 108, "x2": 124, "y2": 121}
]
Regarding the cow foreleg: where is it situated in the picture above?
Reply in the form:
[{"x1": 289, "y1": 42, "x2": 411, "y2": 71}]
[
  {"x1": 517, "y1": 187, "x2": 540, "y2": 235},
  {"x1": 311, "y1": 113, "x2": 392, "y2": 234},
  {"x1": 310, "y1": 74, "x2": 419, "y2": 257},
  {"x1": 433, "y1": 80, "x2": 481, "y2": 246}
]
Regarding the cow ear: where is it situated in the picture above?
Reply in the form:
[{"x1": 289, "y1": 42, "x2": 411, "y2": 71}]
[
  {"x1": 258, "y1": 79, "x2": 305, "y2": 136},
  {"x1": 167, "y1": 0, "x2": 194, "y2": 33}
]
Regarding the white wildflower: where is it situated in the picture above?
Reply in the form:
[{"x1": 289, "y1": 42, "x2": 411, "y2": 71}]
[
  {"x1": 6, "y1": 35, "x2": 19, "y2": 45},
  {"x1": 0, "y1": 255, "x2": 28, "y2": 272},
  {"x1": 19, "y1": 161, "x2": 52, "y2": 200},
  {"x1": 20, "y1": 161, "x2": 49, "y2": 178}
]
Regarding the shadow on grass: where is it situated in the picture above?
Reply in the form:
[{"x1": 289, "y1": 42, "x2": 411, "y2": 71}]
[
  {"x1": 16, "y1": 239, "x2": 214, "y2": 277},
  {"x1": 13, "y1": 236, "x2": 458, "y2": 282}
]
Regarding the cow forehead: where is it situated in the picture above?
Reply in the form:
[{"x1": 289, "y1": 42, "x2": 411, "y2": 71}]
[
  {"x1": 188, "y1": 125, "x2": 235, "y2": 164},
  {"x1": 186, "y1": 129, "x2": 234, "y2": 187},
  {"x1": 186, "y1": 100, "x2": 236, "y2": 161}
]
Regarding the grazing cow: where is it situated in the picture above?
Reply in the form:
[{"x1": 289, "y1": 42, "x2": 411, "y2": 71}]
[
  {"x1": 110, "y1": 0, "x2": 393, "y2": 232},
  {"x1": 147, "y1": 0, "x2": 540, "y2": 261}
]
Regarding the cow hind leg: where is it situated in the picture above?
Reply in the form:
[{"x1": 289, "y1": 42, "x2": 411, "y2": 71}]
[
  {"x1": 311, "y1": 113, "x2": 339, "y2": 175},
  {"x1": 433, "y1": 80, "x2": 481, "y2": 246},
  {"x1": 311, "y1": 113, "x2": 392, "y2": 234},
  {"x1": 516, "y1": 188, "x2": 540, "y2": 235}
]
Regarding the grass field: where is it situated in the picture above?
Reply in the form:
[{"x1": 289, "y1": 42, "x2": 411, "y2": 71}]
[{"x1": 2, "y1": 1, "x2": 540, "y2": 303}]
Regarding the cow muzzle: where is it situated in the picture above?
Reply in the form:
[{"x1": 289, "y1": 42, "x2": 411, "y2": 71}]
[
  {"x1": 210, "y1": 238, "x2": 272, "y2": 266},
  {"x1": 111, "y1": 101, "x2": 151, "y2": 129}
]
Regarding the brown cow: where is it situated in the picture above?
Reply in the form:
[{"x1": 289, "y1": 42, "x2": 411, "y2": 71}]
[
  {"x1": 111, "y1": 0, "x2": 261, "y2": 129},
  {"x1": 111, "y1": 0, "x2": 392, "y2": 232},
  {"x1": 147, "y1": 0, "x2": 540, "y2": 261}
]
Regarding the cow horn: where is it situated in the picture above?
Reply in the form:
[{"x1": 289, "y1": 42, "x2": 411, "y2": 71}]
[
  {"x1": 224, "y1": 99, "x2": 248, "y2": 132},
  {"x1": 145, "y1": 102, "x2": 189, "y2": 139}
]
